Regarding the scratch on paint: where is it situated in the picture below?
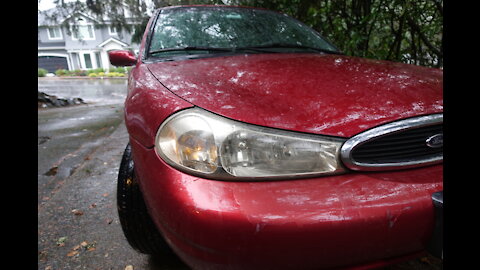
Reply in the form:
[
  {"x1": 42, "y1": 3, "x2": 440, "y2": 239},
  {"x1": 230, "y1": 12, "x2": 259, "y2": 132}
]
[
  {"x1": 387, "y1": 206, "x2": 412, "y2": 229},
  {"x1": 255, "y1": 223, "x2": 266, "y2": 234}
]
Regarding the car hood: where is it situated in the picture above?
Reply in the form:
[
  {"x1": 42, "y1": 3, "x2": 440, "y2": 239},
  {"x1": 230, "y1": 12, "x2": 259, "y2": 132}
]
[{"x1": 147, "y1": 53, "x2": 443, "y2": 137}]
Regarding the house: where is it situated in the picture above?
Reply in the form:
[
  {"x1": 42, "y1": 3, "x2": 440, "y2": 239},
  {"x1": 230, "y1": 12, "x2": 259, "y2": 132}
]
[{"x1": 38, "y1": 7, "x2": 141, "y2": 73}]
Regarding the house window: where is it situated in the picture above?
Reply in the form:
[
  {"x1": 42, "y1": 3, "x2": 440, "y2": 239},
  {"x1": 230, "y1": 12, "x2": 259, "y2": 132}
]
[
  {"x1": 72, "y1": 25, "x2": 95, "y2": 40},
  {"x1": 47, "y1": 27, "x2": 62, "y2": 40},
  {"x1": 84, "y1": 54, "x2": 93, "y2": 69},
  {"x1": 95, "y1": 52, "x2": 102, "y2": 69},
  {"x1": 109, "y1": 26, "x2": 118, "y2": 35}
]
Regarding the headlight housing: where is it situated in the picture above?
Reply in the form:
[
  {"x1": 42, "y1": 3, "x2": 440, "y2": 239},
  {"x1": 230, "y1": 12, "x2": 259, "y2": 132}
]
[{"x1": 155, "y1": 108, "x2": 346, "y2": 180}]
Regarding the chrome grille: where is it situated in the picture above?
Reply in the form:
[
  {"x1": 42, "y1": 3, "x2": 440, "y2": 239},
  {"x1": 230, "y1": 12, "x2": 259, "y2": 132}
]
[
  {"x1": 340, "y1": 114, "x2": 443, "y2": 171},
  {"x1": 352, "y1": 124, "x2": 442, "y2": 163}
]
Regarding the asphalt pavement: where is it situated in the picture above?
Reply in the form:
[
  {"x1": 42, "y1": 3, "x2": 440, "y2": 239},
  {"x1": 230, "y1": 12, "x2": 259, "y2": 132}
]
[
  {"x1": 37, "y1": 78, "x2": 441, "y2": 270},
  {"x1": 38, "y1": 78, "x2": 190, "y2": 270}
]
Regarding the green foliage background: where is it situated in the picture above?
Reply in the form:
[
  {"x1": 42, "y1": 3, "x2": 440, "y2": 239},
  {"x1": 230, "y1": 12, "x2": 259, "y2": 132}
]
[
  {"x1": 234, "y1": 0, "x2": 443, "y2": 68},
  {"x1": 47, "y1": 0, "x2": 442, "y2": 68}
]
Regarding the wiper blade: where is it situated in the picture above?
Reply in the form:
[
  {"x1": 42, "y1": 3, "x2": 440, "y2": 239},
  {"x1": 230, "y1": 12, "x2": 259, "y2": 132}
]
[
  {"x1": 148, "y1": 44, "x2": 340, "y2": 56},
  {"x1": 149, "y1": 46, "x2": 234, "y2": 55},
  {"x1": 238, "y1": 43, "x2": 341, "y2": 54}
]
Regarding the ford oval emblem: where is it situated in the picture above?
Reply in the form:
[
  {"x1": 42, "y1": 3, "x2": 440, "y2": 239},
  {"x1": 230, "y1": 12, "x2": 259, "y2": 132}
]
[{"x1": 426, "y1": 134, "x2": 443, "y2": 148}]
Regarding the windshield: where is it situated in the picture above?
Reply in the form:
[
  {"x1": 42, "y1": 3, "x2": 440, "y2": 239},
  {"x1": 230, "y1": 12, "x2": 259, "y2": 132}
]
[{"x1": 147, "y1": 6, "x2": 339, "y2": 58}]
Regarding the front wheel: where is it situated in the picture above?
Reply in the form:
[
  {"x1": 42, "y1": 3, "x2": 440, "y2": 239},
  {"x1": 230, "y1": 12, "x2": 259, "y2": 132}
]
[{"x1": 117, "y1": 143, "x2": 173, "y2": 255}]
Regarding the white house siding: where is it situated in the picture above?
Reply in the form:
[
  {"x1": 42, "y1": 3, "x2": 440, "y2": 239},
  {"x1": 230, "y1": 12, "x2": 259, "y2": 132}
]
[
  {"x1": 64, "y1": 27, "x2": 101, "y2": 49},
  {"x1": 100, "y1": 40, "x2": 129, "y2": 70},
  {"x1": 69, "y1": 53, "x2": 81, "y2": 70},
  {"x1": 38, "y1": 9, "x2": 140, "y2": 72},
  {"x1": 38, "y1": 27, "x2": 64, "y2": 44}
]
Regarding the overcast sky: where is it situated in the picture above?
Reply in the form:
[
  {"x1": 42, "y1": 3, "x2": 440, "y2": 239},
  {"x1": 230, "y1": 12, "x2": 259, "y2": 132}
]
[
  {"x1": 38, "y1": 0, "x2": 55, "y2": 11},
  {"x1": 39, "y1": 0, "x2": 82, "y2": 11},
  {"x1": 39, "y1": 0, "x2": 229, "y2": 12},
  {"x1": 38, "y1": 0, "x2": 151, "y2": 13}
]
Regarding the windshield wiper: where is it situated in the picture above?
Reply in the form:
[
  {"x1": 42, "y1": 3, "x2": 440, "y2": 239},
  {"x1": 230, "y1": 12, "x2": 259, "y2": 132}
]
[
  {"x1": 148, "y1": 44, "x2": 340, "y2": 57},
  {"x1": 236, "y1": 43, "x2": 341, "y2": 55},
  {"x1": 149, "y1": 46, "x2": 235, "y2": 55}
]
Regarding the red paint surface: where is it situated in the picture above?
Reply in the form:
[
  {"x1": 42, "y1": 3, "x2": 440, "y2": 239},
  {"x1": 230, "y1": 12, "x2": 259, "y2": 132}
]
[
  {"x1": 120, "y1": 6, "x2": 443, "y2": 269},
  {"x1": 124, "y1": 65, "x2": 193, "y2": 147},
  {"x1": 122, "y1": 49, "x2": 444, "y2": 270},
  {"x1": 130, "y1": 139, "x2": 442, "y2": 270},
  {"x1": 147, "y1": 53, "x2": 442, "y2": 138},
  {"x1": 108, "y1": 50, "x2": 137, "y2": 66}
]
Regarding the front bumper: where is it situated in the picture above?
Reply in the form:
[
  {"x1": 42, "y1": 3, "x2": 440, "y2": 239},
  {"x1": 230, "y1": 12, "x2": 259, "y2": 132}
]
[{"x1": 130, "y1": 138, "x2": 443, "y2": 270}]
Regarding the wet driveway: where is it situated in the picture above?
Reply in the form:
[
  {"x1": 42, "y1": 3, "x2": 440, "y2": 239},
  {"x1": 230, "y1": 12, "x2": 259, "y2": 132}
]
[
  {"x1": 38, "y1": 78, "x2": 128, "y2": 105},
  {"x1": 37, "y1": 78, "x2": 441, "y2": 270},
  {"x1": 38, "y1": 78, "x2": 189, "y2": 270}
]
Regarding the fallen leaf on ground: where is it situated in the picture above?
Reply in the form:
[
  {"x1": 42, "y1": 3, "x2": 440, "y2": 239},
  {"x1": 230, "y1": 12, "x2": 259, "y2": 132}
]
[
  {"x1": 72, "y1": 209, "x2": 84, "y2": 216},
  {"x1": 67, "y1": 250, "x2": 79, "y2": 257},
  {"x1": 80, "y1": 241, "x2": 96, "y2": 251},
  {"x1": 420, "y1": 256, "x2": 434, "y2": 265},
  {"x1": 39, "y1": 250, "x2": 48, "y2": 262},
  {"x1": 44, "y1": 166, "x2": 58, "y2": 176},
  {"x1": 56, "y1": 236, "x2": 67, "y2": 246}
]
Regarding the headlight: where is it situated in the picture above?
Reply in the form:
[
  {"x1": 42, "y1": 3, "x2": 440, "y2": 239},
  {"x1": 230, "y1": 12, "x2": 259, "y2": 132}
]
[{"x1": 155, "y1": 108, "x2": 346, "y2": 180}]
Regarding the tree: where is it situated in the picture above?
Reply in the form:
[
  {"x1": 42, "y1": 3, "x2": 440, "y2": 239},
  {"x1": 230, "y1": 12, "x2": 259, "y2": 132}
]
[
  {"x1": 42, "y1": 0, "x2": 443, "y2": 67},
  {"x1": 42, "y1": 0, "x2": 226, "y2": 43},
  {"x1": 233, "y1": 0, "x2": 443, "y2": 68}
]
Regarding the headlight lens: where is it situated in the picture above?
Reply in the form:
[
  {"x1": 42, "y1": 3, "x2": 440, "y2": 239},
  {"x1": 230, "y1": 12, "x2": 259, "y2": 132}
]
[{"x1": 155, "y1": 108, "x2": 346, "y2": 180}]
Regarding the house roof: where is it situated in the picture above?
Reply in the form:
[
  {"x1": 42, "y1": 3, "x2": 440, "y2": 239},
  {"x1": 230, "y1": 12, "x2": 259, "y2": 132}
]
[
  {"x1": 38, "y1": 6, "x2": 140, "y2": 26},
  {"x1": 98, "y1": 37, "x2": 129, "y2": 48},
  {"x1": 38, "y1": 8, "x2": 101, "y2": 26},
  {"x1": 64, "y1": 12, "x2": 100, "y2": 24},
  {"x1": 38, "y1": 8, "x2": 65, "y2": 26}
]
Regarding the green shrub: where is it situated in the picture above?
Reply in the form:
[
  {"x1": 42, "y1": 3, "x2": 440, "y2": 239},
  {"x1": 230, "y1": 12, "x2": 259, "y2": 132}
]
[
  {"x1": 86, "y1": 68, "x2": 105, "y2": 74},
  {"x1": 111, "y1": 67, "x2": 126, "y2": 73},
  {"x1": 55, "y1": 69, "x2": 69, "y2": 76},
  {"x1": 72, "y1": 69, "x2": 87, "y2": 76},
  {"x1": 38, "y1": 68, "x2": 48, "y2": 77},
  {"x1": 88, "y1": 73, "x2": 98, "y2": 77},
  {"x1": 105, "y1": 72, "x2": 126, "y2": 77}
]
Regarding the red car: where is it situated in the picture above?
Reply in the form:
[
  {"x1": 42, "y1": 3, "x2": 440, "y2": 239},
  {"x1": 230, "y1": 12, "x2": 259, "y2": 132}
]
[{"x1": 111, "y1": 5, "x2": 443, "y2": 270}]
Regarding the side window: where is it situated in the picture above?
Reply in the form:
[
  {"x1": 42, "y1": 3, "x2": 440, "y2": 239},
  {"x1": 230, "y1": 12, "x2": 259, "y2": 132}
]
[
  {"x1": 72, "y1": 25, "x2": 95, "y2": 40},
  {"x1": 109, "y1": 26, "x2": 118, "y2": 35},
  {"x1": 83, "y1": 53, "x2": 93, "y2": 69},
  {"x1": 47, "y1": 27, "x2": 63, "y2": 40}
]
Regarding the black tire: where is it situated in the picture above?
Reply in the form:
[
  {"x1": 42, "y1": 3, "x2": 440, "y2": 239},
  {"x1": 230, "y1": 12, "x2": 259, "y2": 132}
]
[{"x1": 117, "y1": 143, "x2": 173, "y2": 255}]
